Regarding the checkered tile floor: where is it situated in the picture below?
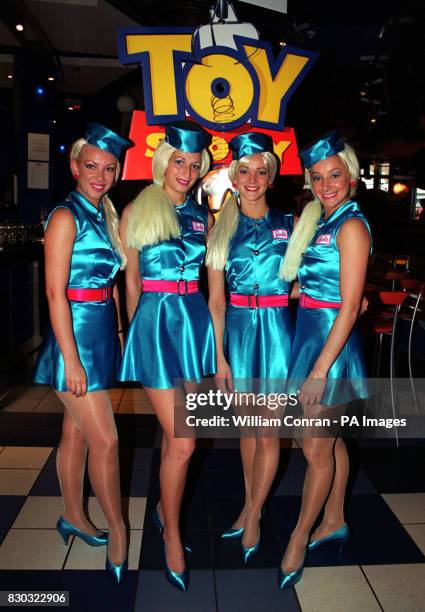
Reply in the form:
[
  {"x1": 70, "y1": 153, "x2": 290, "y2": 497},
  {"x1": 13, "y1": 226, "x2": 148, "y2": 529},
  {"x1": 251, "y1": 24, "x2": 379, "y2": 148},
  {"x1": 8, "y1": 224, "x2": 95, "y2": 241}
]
[{"x1": 0, "y1": 384, "x2": 424, "y2": 611}]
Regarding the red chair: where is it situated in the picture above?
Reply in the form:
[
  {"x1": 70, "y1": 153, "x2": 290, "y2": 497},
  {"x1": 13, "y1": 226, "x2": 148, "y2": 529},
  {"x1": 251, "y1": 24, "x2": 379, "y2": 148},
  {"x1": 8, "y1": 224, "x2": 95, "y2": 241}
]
[{"x1": 371, "y1": 291, "x2": 409, "y2": 446}]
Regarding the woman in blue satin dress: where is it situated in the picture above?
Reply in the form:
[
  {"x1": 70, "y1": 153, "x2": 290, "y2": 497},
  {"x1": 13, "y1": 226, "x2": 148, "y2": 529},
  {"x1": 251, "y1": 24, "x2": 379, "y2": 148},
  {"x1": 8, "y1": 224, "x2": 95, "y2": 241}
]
[
  {"x1": 33, "y1": 124, "x2": 131, "y2": 583},
  {"x1": 207, "y1": 132, "x2": 294, "y2": 564},
  {"x1": 119, "y1": 120, "x2": 215, "y2": 591},
  {"x1": 277, "y1": 131, "x2": 371, "y2": 589}
]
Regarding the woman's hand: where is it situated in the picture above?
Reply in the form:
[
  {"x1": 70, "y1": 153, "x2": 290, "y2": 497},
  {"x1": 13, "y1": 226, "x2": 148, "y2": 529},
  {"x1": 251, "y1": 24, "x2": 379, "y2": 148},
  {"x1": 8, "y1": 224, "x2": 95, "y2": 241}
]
[
  {"x1": 215, "y1": 357, "x2": 234, "y2": 393},
  {"x1": 65, "y1": 359, "x2": 87, "y2": 397},
  {"x1": 298, "y1": 372, "x2": 327, "y2": 407}
]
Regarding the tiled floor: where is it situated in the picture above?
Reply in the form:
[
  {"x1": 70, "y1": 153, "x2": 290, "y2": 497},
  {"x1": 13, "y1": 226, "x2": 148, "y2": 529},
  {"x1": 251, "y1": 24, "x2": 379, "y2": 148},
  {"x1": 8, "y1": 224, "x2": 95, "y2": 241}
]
[{"x1": 0, "y1": 385, "x2": 424, "y2": 611}]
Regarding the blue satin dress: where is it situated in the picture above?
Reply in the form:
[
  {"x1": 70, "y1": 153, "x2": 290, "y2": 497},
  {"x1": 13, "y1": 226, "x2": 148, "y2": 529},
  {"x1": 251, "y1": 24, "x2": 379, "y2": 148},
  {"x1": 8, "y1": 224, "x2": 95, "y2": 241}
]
[
  {"x1": 287, "y1": 200, "x2": 371, "y2": 405},
  {"x1": 224, "y1": 208, "x2": 294, "y2": 392},
  {"x1": 33, "y1": 191, "x2": 122, "y2": 392},
  {"x1": 119, "y1": 197, "x2": 216, "y2": 389}
]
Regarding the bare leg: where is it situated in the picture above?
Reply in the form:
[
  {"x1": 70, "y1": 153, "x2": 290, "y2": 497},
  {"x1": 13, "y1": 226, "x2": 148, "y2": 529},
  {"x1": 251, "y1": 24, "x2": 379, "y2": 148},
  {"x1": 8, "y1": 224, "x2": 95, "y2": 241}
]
[
  {"x1": 144, "y1": 387, "x2": 195, "y2": 574},
  {"x1": 230, "y1": 437, "x2": 256, "y2": 529},
  {"x1": 58, "y1": 391, "x2": 126, "y2": 565},
  {"x1": 56, "y1": 407, "x2": 100, "y2": 535},
  {"x1": 281, "y1": 436, "x2": 336, "y2": 572},
  {"x1": 243, "y1": 436, "x2": 280, "y2": 548},
  {"x1": 310, "y1": 438, "x2": 349, "y2": 541}
]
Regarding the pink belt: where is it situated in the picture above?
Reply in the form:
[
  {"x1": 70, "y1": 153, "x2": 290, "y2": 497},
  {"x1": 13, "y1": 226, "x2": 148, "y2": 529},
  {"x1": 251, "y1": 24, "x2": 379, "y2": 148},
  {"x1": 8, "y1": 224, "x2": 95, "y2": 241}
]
[
  {"x1": 141, "y1": 279, "x2": 199, "y2": 295},
  {"x1": 66, "y1": 287, "x2": 113, "y2": 302},
  {"x1": 300, "y1": 293, "x2": 341, "y2": 309},
  {"x1": 230, "y1": 294, "x2": 289, "y2": 309}
]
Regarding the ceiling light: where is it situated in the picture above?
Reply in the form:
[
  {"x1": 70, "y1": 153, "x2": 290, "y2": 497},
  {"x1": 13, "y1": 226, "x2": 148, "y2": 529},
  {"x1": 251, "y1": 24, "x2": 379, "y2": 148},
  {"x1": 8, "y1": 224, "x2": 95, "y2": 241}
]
[
  {"x1": 279, "y1": 41, "x2": 287, "y2": 46},
  {"x1": 48, "y1": 76, "x2": 55, "y2": 82},
  {"x1": 7, "y1": 74, "x2": 13, "y2": 79},
  {"x1": 16, "y1": 24, "x2": 24, "y2": 32},
  {"x1": 370, "y1": 118, "x2": 377, "y2": 124}
]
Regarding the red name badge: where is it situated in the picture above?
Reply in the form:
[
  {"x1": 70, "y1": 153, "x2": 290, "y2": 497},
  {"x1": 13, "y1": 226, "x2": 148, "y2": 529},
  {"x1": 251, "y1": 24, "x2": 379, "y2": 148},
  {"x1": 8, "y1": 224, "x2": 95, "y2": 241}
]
[
  {"x1": 272, "y1": 229, "x2": 288, "y2": 240},
  {"x1": 316, "y1": 234, "x2": 331, "y2": 245},
  {"x1": 192, "y1": 221, "x2": 205, "y2": 232}
]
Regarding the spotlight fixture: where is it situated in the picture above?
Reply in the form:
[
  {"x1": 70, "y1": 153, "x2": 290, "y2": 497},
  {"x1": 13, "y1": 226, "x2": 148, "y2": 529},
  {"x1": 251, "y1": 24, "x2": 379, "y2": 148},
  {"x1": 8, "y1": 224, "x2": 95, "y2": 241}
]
[
  {"x1": 48, "y1": 76, "x2": 55, "y2": 82},
  {"x1": 16, "y1": 24, "x2": 24, "y2": 32},
  {"x1": 7, "y1": 74, "x2": 13, "y2": 79},
  {"x1": 370, "y1": 118, "x2": 377, "y2": 124},
  {"x1": 279, "y1": 41, "x2": 287, "y2": 46},
  {"x1": 59, "y1": 144, "x2": 66, "y2": 153},
  {"x1": 35, "y1": 85, "x2": 45, "y2": 97}
]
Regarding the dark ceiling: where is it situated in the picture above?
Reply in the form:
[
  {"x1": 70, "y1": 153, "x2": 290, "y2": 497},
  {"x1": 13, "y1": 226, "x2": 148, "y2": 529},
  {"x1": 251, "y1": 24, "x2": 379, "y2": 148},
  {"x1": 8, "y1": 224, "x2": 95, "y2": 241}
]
[{"x1": 1, "y1": 0, "x2": 425, "y2": 152}]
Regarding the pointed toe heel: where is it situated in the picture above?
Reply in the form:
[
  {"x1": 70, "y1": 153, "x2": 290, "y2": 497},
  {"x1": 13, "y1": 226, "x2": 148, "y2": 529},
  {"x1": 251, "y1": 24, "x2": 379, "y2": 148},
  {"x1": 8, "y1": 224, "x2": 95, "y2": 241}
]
[
  {"x1": 56, "y1": 517, "x2": 108, "y2": 547},
  {"x1": 308, "y1": 523, "x2": 350, "y2": 551},
  {"x1": 221, "y1": 526, "x2": 244, "y2": 539},
  {"x1": 162, "y1": 540, "x2": 189, "y2": 592},
  {"x1": 242, "y1": 540, "x2": 260, "y2": 564},
  {"x1": 278, "y1": 550, "x2": 306, "y2": 590},
  {"x1": 106, "y1": 556, "x2": 128, "y2": 584},
  {"x1": 165, "y1": 565, "x2": 189, "y2": 592},
  {"x1": 241, "y1": 526, "x2": 261, "y2": 564}
]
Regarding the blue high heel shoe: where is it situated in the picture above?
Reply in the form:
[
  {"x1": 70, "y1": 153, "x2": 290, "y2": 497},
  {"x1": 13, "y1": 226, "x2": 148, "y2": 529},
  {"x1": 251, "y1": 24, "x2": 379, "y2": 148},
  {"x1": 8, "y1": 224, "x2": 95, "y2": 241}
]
[
  {"x1": 221, "y1": 526, "x2": 244, "y2": 539},
  {"x1": 278, "y1": 549, "x2": 306, "y2": 590},
  {"x1": 106, "y1": 556, "x2": 128, "y2": 584},
  {"x1": 162, "y1": 540, "x2": 189, "y2": 592},
  {"x1": 308, "y1": 523, "x2": 350, "y2": 551},
  {"x1": 151, "y1": 506, "x2": 192, "y2": 553},
  {"x1": 241, "y1": 523, "x2": 262, "y2": 564},
  {"x1": 223, "y1": 506, "x2": 265, "y2": 540},
  {"x1": 242, "y1": 537, "x2": 260, "y2": 564},
  {"x1": 56, "y1": 517, "x2": 108, "y2": 547}
]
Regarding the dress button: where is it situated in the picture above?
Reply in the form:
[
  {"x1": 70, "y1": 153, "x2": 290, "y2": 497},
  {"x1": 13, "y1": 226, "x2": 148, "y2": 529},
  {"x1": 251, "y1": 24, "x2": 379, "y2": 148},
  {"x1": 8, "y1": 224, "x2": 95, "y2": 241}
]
[
  {"x1": 179, "y1": 265, "x2": 185, "y2": 272},
  {"x1": 96, "y1": 212, "x2": 103, "y2": 222},
  {"x1": 253, "y1": 283, "x2": 259, "y2": 290},
  {"x1": 254, "y1": 250, "x2": 259, "y2": 256},
  {"x1": 300, "y1": 285, "x2": 306, "y2": 289}
]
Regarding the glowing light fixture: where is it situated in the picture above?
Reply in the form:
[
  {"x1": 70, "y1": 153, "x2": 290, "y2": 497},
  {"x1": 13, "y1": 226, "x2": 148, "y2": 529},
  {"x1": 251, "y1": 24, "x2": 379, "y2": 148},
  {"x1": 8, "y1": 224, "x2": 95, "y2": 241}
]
[
  {"x1": 16, "y1": 24, "x2": 24, "y2": 32},
  {"x1": 393, "y1": 182, "x2": 409, "y2": 196}
]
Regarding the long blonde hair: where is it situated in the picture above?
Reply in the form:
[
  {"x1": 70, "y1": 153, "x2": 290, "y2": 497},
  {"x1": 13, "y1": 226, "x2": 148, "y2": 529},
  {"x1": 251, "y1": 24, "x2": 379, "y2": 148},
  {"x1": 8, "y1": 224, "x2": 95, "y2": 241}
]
[
  {"x1": 206, "y1": 152, "x2": 277, "y2": 270},
  {"x1": 70, "y1": 138, "x2": 127, "y2": 269},
  {"x1": 126, "y1": 139, "x2": 210, "y2": 250},
  {"x1": 279, "y1": 143, "x2": 360, "y2": 281}
]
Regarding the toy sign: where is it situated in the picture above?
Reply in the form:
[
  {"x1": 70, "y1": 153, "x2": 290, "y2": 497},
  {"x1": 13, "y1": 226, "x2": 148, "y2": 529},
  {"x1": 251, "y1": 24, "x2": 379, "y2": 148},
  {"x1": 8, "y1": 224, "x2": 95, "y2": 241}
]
[
  {"x1": 122, "y1": 111, "x2": 302, "y2": 179},
  {"x1": 118, "y1": 27, "x2": 317, "y2": 131}
]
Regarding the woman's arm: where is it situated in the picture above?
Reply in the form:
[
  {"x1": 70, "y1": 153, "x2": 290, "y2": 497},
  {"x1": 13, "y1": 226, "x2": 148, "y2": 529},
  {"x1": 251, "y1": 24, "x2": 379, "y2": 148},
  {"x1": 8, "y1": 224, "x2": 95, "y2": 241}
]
[
  {"x1": 207, "y1": 267, "x2": 233, "y2": 391},
  {"x1": 119, "y1": 204, "x2": 141, "y2": 322},
  {"x1": 44, "y1": 208, "x2": 87, "y2": 396},
  {"x1": 300, "y1": 218, "x2": 370, "y2": 405}
]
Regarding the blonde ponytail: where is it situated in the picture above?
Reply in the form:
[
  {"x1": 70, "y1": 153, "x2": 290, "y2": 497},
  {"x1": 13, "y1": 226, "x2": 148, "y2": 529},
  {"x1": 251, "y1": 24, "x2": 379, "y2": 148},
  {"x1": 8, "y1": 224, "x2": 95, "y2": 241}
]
[
  {"x1": 126, "y1": 184, "x2": 181, "y2": 249},
  {"x1": 206, "y1": 194, "x2": 239, "y2": 270}
]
